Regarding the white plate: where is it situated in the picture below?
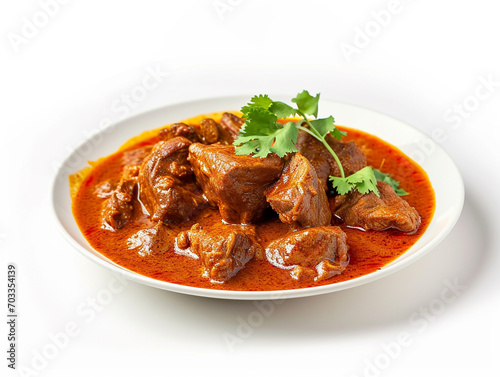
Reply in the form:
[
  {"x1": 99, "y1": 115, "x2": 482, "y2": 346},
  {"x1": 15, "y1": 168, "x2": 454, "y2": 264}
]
[{"x1": 51, "y1": 96, "x2": 464, "y2": 300}]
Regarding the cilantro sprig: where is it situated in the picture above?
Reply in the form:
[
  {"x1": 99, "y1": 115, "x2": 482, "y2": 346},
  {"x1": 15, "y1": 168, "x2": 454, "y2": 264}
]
[
  {"x1": 373, "y1": 169, "x2": 409, "y2": 196},
  {"x1": 329, "y1": 166, "x2": 379, "y2": 196},
  {"x1": 234, "y1": 90, "x2": 381, "y2": 196}
]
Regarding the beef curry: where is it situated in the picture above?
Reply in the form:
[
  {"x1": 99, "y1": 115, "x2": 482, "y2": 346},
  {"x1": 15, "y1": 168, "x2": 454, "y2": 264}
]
[{"x1": 70, "y1": 111, "x2": 435, "y2": 291}]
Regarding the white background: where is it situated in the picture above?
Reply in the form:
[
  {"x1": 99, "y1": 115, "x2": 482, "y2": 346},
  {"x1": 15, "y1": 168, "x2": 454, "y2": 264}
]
[{"x1": 2, "y1": 1, "x2": 500, "y2": 376}]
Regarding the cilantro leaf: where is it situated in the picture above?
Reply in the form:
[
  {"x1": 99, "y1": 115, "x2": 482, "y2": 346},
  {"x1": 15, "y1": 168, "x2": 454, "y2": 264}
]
[
  {"x1": 269, "y1": 101, "x2": 296, "y2": 118},
  {"x1": 234, "y1": 126, "x2": 297, "y2": 158},
  {"x1": 331, "y1": 127, "x2": 347, "y2": 141},
  {"x1": 234, "y1": 133, "x2": 274, "y2": 158},
  {"x1": 233, "y1": 139, "x2": 262, "y2": 156},
  {"x1": 292, "y1": 90, "x2": 320, "y2": 118},
  {"x1": 395, "y1": 187, "x2": 409, "y2": 196},
  {"x1": 234, "y1": 90, "x2": 381, "y2": 197},
  {"x1": 234, "y1": 108, "x2": 297, "y2": 158},
  {"x1": 239, "y1": 107, "x2": 277, "y2": 136},
  {"x1": 330, "y1": 166, "x2": 380, "y2": 196},
  {"x1": 241, "y1": 94, "x2": 274, "y2": 116},
  {"x1": 329, "y1": 176, "x2": 353, "y2": 195},
  {"x1": 352, "y1": 167, "x2": 379, "y2": 195},
  {"x1": 373, "y1": 169, "x2": 409, "y2": 196},
  {"x1": 271, "y1": 122, "x2": 298, "y2": 156},
  {"x1": 307, "y1": 116, "x2": 346, "y2": 142},
  {"x1": 310, "y1": 116, "x2": 337, "y2": 138},
  {"x1": 248, "y1": 136, "x2": 275, "y2": 158}
]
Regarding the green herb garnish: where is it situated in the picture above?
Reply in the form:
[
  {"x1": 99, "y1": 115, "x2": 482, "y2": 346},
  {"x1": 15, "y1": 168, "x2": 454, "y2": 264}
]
[
  {"x1": 234, "y1": 90, "x2": 380, "y2": 196},
  {"x1": 373, "y1": 169, "x2": 409, "y2": 196},
  {"x1": 329, "y1": 166, "x2": 379, "y2": 196}
]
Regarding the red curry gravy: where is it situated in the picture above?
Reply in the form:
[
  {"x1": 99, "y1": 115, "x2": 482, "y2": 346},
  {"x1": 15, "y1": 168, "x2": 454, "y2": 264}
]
[{"x1": 71, "y1": 116, "x2": 435, "y2": 291}]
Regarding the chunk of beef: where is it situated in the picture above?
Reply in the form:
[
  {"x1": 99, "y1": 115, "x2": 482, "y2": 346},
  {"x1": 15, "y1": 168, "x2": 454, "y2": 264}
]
[
  {"x1": 139, "y1": 137, "x2": 207, "y2": 222},
  {"x1": 198, "y1": 118, "x2": 219, "y2": 144},
  {"x1": 127, "y1": 222, "x2": 173, "y2": 257},
  {"x1": 159, "y1": 123, "x2": 200, "y2": 143},
  {"x1": 332, "y1": 181, "x2": 421, "y2": 233},
  {"x1": 328, "y1": 137, "x2": 367, "y2": 177},
  {"x1": 265, "y1": 153, "x2": 331, "y2": 229},
  {"x1": 159, "y1": 119, "x2": 221, "y2": 145},
  {"x1": 218, "y1": 112, "x2": 244, "y2": 140},
  {"x1": 188, "y1": 143, "x2": 284, "y2": 224},
  {"x1": 265, "y1": 226, "x2": 349, "y2": 281},
  {"x1": 101, "y1": 165, "x2": 140, "y2": 230},
  {"x1": 175, "y1": 223, "x2": 261, "y2": 283},
  {"x1": 296, "y1": 131, "x2": 367, "y2": 190}
]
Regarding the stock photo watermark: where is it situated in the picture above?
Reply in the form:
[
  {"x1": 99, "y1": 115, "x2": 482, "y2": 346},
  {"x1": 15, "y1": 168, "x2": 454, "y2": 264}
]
[
  {"x1": 223, "y1": 297, "x2": 284, "y2": 352},
  {"x1": 390, "y1": 73, "x2": 498, "y2": 177},
  {"x1": 212, "y1": 0, "x2": 243, "y2": 20},
  {"x1": 7, "y1": 0, "x2": 71, "y2": 54},
  {"x1": 17, "y1": 273, "x2": 129, "y2": 376},
  {"x1": 6, "y1": 264, "x2": 17, "y2": 370},
  {"x1": 351, "y1": 278, "x2": 467, "y2": 377},
  {"x1": 442, "y1": 74, "x2": 499, "y2": 131},
  {"x1": 52, "y1": 63, "x2": 169, "y2": 180},
  {"x1": 340, "y1": 0, "x2": 414, "y2": 62}
]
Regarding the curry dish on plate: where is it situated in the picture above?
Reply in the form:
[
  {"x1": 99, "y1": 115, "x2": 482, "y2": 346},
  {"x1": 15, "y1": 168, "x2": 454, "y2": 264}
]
[{"x1": 70, "y1": 111, "x2": 435, "y2": 291}]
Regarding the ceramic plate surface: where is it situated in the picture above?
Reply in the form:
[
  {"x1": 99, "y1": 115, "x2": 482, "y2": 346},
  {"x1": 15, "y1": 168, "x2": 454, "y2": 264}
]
[{"x1": 51, "y1": 96, "x2": 464, "y2": 300}]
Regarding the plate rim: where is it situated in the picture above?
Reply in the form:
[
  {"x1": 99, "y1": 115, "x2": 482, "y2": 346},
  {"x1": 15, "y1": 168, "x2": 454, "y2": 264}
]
[{"x1": 51, "y1": 94, "x2": 465, "y2": 300}]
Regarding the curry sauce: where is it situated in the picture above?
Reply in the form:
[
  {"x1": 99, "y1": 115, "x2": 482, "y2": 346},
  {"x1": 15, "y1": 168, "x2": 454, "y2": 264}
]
[{"x1": 71, "y1": 118, "x2": 435, "y2": 291}]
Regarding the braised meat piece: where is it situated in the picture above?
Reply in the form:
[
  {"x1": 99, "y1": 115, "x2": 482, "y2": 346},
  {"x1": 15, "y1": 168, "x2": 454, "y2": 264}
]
[
  {"x1": 159, "y1": 123, "x2": 200, "y2": 143},
  {"x1": 175, "y1": 223, "x2": 262, "y2": 283},
  {"x1": 219, "y1": 112, "x2": 244, "y2": 140},
  {"x1": 127, "y1": 222, "x2": 173, "y2": 257},
  {"x1": 198, "y1": 118, "x2": 220, "y2": 144},
  {"x1": 100, "y1": 145, "x2": 151, "y2": 230},
  {"x1": 296, "y1": 131, "x2": 367, "y2": 190},
  {"x1": 328, "y1": 137, "x2": 367, "y2": 178},
  {"x1": 333, "y1": 181, "x2": 421, "y2": 233},
  {"x1": 265, "y1": 226, "x2": 349, "y2": 282},
  {"x1": 265, "y1": 153, "x2": 331, "y2": 229},
  {"x1": 159, "y1": 119, "x2": 222, "y2": 145},
  {"x1": 188, "y1": 143, "x2": 284, "y2": 224},
  {"x1": 158, "y1": 113, "x2": 241, "y2": 145},
  {"x1": 139, "y1": 137, "x2": 207, "y2": 222},
  {"x1": 101, "y1": 165, "x2": 140, "y2": 230}
]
